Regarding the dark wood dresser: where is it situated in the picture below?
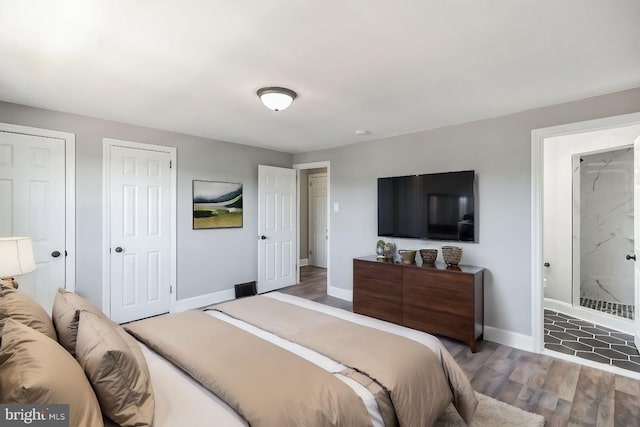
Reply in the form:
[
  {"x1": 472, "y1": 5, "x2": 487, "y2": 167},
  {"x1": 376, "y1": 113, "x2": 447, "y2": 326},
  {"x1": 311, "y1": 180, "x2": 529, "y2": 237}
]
[{"x1": 353, "y1": 255, "x2": 484, "y2": 352}]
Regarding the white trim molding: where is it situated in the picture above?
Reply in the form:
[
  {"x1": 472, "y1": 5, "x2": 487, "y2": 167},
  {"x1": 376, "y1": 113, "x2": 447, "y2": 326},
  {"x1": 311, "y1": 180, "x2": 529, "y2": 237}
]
[
  {"x1": 175, "y1": 288, "x2": 236, "y2": 312},
  {"x1": 0, "y1": 122, "x2": 76, "y2": 292},
  {"x1": 484, "y1": 326, "x2": 534, "y2": 352},
  {"x1": 299, "y1": 258, "x2": 309, "y2": 267},
  {"x1": 102, "y1": 138, "x2": 178, "y2": 317},
  {"x1": 531, "y1": 112, "x2": 640, "y2": 355},
  {"x1": 327, "y1": 285, "x2": 353, "y2": 302}
]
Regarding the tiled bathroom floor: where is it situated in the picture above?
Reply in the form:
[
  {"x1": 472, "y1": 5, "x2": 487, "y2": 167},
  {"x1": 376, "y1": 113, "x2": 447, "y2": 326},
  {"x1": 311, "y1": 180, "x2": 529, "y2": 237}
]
[
  {"x1": 579, "y1": 298, "x2": 634, "y2": 320},
  {"x1": 544, "y1": 309, "x2": 640, "y2": 373}
]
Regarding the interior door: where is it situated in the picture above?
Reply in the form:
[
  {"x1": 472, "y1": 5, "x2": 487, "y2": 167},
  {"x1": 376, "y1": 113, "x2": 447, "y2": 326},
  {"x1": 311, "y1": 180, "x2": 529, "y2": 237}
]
[
  {"x1": 0, "y1": 131, "x2": 66, "y2": 313},
  {"x1": 308, "y1": 173, "x2": 328, "y2": 268},
  {"x1": 109, "y1": 145, "x2": 171, "y2": 323},
  {"x1": 258, "y1": 165, "x2": 296, "y2": 293},
  {"x1": 634, "y1": 134, "x2": 640, "y2": 350}
]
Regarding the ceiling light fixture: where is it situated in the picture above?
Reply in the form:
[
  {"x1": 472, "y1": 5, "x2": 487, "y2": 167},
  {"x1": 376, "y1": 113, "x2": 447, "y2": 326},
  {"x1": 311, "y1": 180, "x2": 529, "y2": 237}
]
[{"x1": 257, "y1": 87, "x2": 297, "y2": 112}]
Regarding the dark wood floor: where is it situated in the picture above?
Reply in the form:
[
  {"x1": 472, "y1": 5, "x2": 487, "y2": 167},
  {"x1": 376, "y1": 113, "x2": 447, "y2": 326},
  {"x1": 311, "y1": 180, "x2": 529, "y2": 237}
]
[{"x1": 280, "y1": 266, "x2": 640, "y2": 427}]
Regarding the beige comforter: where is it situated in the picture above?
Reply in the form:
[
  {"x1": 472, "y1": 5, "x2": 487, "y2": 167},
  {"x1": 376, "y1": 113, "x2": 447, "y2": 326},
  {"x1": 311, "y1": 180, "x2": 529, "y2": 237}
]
[
  {"x1": 125, "y1": 310, "x2": 374, "y2": 427},
  {"x1": 126, "y1": 295, "x2": 477, "y2": 427},
  {"x1": 213, "y1": 296, "x2": 477, "y2": 426}
]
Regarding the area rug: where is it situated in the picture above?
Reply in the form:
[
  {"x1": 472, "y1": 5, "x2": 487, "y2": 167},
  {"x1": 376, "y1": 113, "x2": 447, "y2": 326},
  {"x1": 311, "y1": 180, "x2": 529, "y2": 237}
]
[{"x1": 435, "y1": 392, "x2": 545, "y2": 427}]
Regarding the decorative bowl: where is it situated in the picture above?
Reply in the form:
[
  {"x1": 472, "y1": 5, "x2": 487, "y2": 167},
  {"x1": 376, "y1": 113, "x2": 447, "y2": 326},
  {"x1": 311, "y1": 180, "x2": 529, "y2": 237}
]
[
  {"x1": 419, "y1": 249, "x2": 438, "y2": 264},
  {"x1": 442, "y1": 246, "x2": 463, "y2": 266},
  {"x1": 398, "y1": 249, "x2": 417, "y2": 264}
]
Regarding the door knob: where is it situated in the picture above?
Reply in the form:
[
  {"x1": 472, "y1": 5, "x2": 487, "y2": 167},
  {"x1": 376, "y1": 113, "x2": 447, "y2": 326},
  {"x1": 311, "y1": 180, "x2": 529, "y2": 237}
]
[
  {"x1": 626, "y1": 254, "x2": 636, "y2": 261},
  {"x1": 51, "y1": 251, "x2": 61, "y2": 258},
  {"x1": 543, "y1": 262, "x2": 550, "y2": 267},
  {"x1": 259, "y1": 235, "x2": 267, "y2": 240},
  {"x1": 115, "y1": 247, "x2": 124, "y2": 253}
]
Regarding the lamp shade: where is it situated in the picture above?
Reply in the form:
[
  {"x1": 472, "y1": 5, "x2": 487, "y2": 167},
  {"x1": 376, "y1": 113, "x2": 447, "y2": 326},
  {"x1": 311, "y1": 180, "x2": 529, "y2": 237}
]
[
  {"x1": 257, "y1": 87, "x2": 297, "y2": 111},
  {"x1": 0, "y1": 237, "x2": 36, "y2": 277}
]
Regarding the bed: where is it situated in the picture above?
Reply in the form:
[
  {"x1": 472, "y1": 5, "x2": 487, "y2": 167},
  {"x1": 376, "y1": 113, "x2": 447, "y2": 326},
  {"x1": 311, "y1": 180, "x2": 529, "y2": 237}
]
[{"x1": 0, "y1": 283, "x2": 477, "y2": 427}]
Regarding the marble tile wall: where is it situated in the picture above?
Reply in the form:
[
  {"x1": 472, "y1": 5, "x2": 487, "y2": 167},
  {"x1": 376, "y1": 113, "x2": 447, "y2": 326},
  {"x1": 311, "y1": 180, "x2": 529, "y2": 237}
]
[{"x1": 577, "y1": 147, "x2": 634, "y2": 306}]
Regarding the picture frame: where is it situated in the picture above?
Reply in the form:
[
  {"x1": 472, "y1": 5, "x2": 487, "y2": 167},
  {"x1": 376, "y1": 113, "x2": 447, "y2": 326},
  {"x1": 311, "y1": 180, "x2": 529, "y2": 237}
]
[{"x1": 193, "y1": 180, "x2": 243, "y2": 229}]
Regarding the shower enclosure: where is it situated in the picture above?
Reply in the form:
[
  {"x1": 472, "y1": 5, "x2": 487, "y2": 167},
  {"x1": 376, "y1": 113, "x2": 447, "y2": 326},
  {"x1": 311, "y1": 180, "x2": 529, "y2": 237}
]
[{"x1": 574, "y1": 147, "x2": 634, "y2": 320}]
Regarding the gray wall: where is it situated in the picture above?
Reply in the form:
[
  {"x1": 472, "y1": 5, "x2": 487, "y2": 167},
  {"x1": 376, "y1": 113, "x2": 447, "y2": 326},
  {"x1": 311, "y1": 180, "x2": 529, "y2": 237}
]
[
  {"x1": 293, "y1": 87, "x2": 640, "y2": 337},
  {"x1": 0, "y1": 101, "x2": 292, "y2": 307}
]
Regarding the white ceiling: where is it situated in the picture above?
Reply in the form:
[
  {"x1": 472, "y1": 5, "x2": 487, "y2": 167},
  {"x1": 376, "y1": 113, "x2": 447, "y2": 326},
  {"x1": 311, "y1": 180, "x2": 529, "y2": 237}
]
[{"x1": 0, "y1": 1, "x2": 639, "y2": 154}]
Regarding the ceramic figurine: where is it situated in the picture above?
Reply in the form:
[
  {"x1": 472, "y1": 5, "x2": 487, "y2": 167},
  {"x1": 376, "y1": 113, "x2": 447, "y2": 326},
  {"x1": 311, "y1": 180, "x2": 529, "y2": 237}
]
[{"x1": 383, "y1": 242, "x2": 395, "y2": 259}]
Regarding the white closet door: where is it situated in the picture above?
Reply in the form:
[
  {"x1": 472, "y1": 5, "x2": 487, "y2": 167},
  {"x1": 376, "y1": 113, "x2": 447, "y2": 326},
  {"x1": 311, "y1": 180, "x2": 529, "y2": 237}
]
[
  {"x1": 109, "y1": 145, "x2": 172, "y2": 323},
  {"x1": 0, "y1": 131, "x2": 66, "y2": 313}
]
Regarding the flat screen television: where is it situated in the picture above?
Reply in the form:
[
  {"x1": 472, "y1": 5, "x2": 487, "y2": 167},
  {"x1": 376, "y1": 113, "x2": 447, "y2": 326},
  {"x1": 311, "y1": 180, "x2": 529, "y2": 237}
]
[{"x1": 378, "y1": 170, "x2": 476, "y2": 242}]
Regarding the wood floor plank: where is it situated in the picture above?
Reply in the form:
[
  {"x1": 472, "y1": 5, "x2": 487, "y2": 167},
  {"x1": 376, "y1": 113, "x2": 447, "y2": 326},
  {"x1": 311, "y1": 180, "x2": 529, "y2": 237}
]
[
  {"x1": 492, "y1": 378, "x2": 523, "y2": 405},
  {"x1": 614, "y1": 390, "x2": 640, "y2": 426},
  {"x1": 548, "y1": 399, "x2": 572, "y2": 427},
  {"x1": 280, "y1": 266, "x2": 640, "y2": 427},
  {"x1": 614, "y1": 374, "x2": 640, "y2": 397},
  {"x1": 542, "y1": 359, "x2": 581, "y2": 402},
  {"x1": 516, "y1": 384, "x2": 558, "y2": 414},
  {"x1": 597, "y1": 396, "x2": 615, "y2": 427}
]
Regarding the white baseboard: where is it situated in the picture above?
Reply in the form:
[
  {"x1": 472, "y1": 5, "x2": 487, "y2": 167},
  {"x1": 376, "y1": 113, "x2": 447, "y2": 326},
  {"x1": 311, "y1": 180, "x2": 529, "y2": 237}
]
[
  {"x1": 544, "y1": 298, "x2": 633, "y2": 334},
  {"x1": 299, "y1": 258, "x2": 309, "y2": 267},
  {"x1": 175, "y1": 288, "x2": 235, "y2": 312},
  {"x1": 484, "y1": 326, "x2": 534, "y2": 352},
  {"x1": 327, "y1": 285, "x2": 353, "y2": 302}
]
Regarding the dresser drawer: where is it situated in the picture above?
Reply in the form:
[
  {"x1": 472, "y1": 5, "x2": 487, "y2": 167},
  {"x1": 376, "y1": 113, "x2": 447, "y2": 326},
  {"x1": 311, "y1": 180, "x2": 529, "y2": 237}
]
[
  {"x1": 404, "y1": 268, "x2": 474, "y2": 292},
  {"x1": 353, "y1": 276, "x2": 401, "y2": 324},
  {"x1": 354, "y1": 294, "x2": 402, "y2": 324},
  {"x1": 403, "y1": 281, "x2": 473, "y2": 318},
  {"x1": 403, "y1": 309, "x2": 474, "y2": 342},
  {"x1": 354, "y1": 259, "x2": 402, "y2": 282}
]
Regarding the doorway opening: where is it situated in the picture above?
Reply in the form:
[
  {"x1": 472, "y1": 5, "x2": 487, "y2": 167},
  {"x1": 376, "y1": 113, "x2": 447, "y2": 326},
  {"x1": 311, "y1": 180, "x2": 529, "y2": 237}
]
[
  {"x1": 532, "y1": 112, "x2": 640, "y2": 377},
  {"x1": 294, "y1": 162, "x2": 330, "y2": 295}
]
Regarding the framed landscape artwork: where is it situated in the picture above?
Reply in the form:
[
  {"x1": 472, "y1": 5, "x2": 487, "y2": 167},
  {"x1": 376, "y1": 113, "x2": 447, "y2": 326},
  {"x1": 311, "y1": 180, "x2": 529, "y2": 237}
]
[{"x1": 193, "y1": 180, "x2": 243, "y2": 229}]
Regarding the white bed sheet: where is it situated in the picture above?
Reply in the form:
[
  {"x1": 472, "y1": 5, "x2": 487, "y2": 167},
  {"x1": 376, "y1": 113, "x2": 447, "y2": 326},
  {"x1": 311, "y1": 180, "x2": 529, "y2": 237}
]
[{"x1": 132, "y1": 292, "x2": 447, "y2": 427}]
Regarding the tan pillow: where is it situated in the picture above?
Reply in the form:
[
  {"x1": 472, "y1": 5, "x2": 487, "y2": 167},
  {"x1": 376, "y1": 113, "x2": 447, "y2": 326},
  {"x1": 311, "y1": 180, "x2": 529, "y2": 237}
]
[
  {"x1": 0, "y1": 319, "x2": 103, "y2": 427},
  {"x1": 0, "y1": 284, "x2": 57, "y2": 340},
  {"x1": 0, "y1": 281, "x2": 15, "y2": 290},
  {"x1": 52, "y1": 288, "x2": 112, "y2": 356},
  {"x1": 76, "y1": 311, "x2": 155, "y2": 427}
]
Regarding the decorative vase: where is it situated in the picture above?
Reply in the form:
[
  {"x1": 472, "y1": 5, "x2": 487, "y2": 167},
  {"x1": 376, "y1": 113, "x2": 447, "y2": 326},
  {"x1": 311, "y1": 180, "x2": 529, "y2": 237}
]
[
  {"x1": 376, "y1": 240, "x2": 385, "y2": 256},
  {"x1": 442, "y1": 246, "x2": 463, "y2": 266},
  {"x1": 398, "y1": 249, "x2": 417, "y2": 265},
  {"x1": 419, "y1": 249, "x2": 438, "y2": 264}
]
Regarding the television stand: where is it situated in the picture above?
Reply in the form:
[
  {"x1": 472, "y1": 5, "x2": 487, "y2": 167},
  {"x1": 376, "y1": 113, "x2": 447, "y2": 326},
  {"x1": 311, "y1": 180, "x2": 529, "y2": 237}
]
[{"x1": 353, "y1": 255, "x2": 484, "y2": 352}]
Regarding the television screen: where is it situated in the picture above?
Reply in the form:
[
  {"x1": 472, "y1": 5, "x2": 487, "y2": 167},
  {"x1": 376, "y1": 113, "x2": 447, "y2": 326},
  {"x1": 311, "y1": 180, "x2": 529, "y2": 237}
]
[{"x1": 378, "y1": 170, "x2": 475, "y2": 242}]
